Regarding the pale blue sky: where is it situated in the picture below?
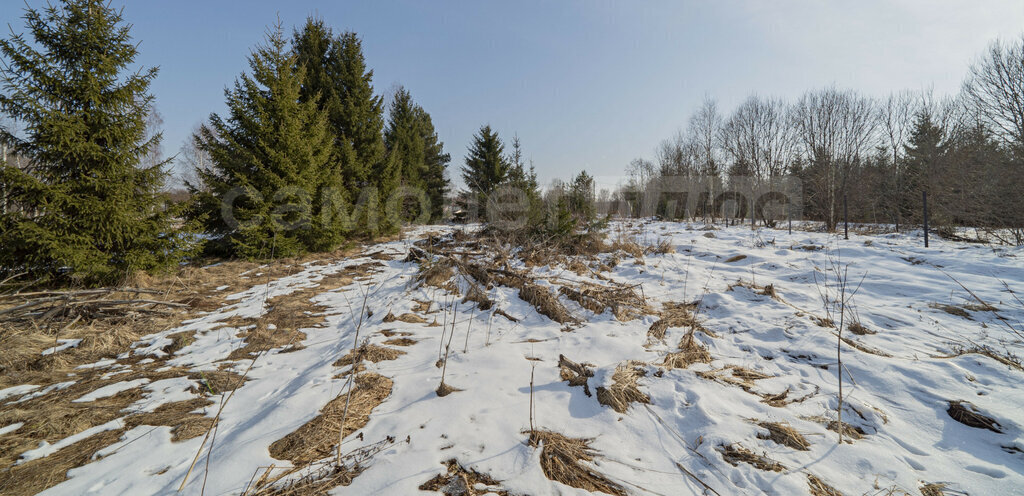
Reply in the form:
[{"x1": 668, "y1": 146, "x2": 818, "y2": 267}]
[{"x1": 6, "y1": 1, "x2": 1024, "y2": 190}]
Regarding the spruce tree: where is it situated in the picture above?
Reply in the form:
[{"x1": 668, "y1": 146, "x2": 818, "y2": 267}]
[
  {"x1": 901, "y1": 112, "x2": 946, "y2": 221},
  {"x1": 293, "y1": 23, "x2": 389, "y2": 235},
  {"x1": 384, "y1": 87, "x2": 450, "y2": 222},
  {"x1": 0, "y1": 0, "x2": 194, "y2": 285},
  {"x1": 461, "y1": 125, "x2": 509, "y2": 217},
  {"x1": 191, "y1": 23, "x2": 340, "y2": 258}
]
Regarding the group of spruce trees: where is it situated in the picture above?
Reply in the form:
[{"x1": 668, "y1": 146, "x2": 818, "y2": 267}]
[
  {"x1": 190, "y1": 18, "x2": 450, "y2": 259},
  {"x1": 0, "y1": 1, "x2": 455, "y2": 284}
]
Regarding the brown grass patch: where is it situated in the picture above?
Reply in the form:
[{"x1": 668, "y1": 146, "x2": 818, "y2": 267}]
[
  {"x1": 808, "y1": 474, "x2": 842, "y2": 496},
  {"x1": 0, "y1": 428, "x2": 126, "y2": 496},
  {"x1": 526, "y1": 430, "x2": 626, "y2": 496},
  {"x1": 596, "y1": 362, "x2": 650, "y2": 413},
  {"x1": 756, "y1": 421, "x2": 810, "y2": 451},
  {"x1": 718, "y1": 443, "x2": 785, "y2": 472},
  {"x1": 519, "y1": 282, "x2": 574, "y2": 324},
  {"x1": 663, "y1": 331, "x2": 711, "y2": 369},
  {"x1": 382, "y1": 337, "x2": 417, "y2": 347},
  {"x1": 847, "y1": 322, "x2": 875, "y2": 335},
  {"x1": 608, "y1": 237, "x2": 644, "y2": 259},
  {"x1": 648, "y1": 301, "x2": 703, "y2": 341},
  {"x1": 382, "y1": 312, "x2": 427, "y2": 324},
  {"x1": 724, "y1": 254, "x2": 747, "y2": 263},
  {"x1": 920, "y1": 483, "x2": 948, "y2": 496},
  {"x1": 947, "y1": 400, "x2": 1001, "y2": 432},
  {"x1": 839, "y1": 336, "x2": 892, "y2": 357},
  {"x1": 125, "y1": 397, "x2": 215, "y2": 442},
  {"x1": 419, "y1": 459, "x2": 508, "y2": 495},
  {"x1": 929, "y1": 303, "x2": 971, "y2": 319},
  {"x1": 418, "y1": 261, "x2": 457, "y2": 293},
  {"x1": 333, "y1": 344, "x2": 405, "y2": 368},
  {"x1": 268, "y1": 373, "x2": 393, "y2": 465}
]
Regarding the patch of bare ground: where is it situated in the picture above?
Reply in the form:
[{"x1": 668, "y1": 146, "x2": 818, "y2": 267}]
[
  {"x1": 525, "y1": 430, "x2": 626, "y2": 496},
  {"x1": 595, "y1": 362, "x2": 650, "y2": 413},
  {"x1": 419, "y1": 459, "x2": 509, "y2": 495},
  {"x1": 718, "y1": 443, "x2": 785, "y2": 472},
  {"x1": 808, "y1": 474, "x2": 843, "y2": 496},
  {"x1": 947, "y1": 400, "x2": 1002, "y2": 432},
  {"x1": 268, "y1": 373, "x2": 393, "y2": 465},
  {"x1": 755, "y1": 421, "x2": 810, "y2": 451}
]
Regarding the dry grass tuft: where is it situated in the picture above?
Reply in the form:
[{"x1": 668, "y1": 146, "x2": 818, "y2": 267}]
[
  {"x1": 807, "y1": 474, "x2": 843, "y2": 496},
  {"x1": 731, "y1": 366, "x2": 772, "y2": 381},
  {"x1": 595, "y1": 362, "x2": 650, "y2": 413},
  {"x1": 382, "y1": 312, "x2": 427, "y2": 324},
  {"x1": 648, "y1": 301, "x2": 703, "y2": 341},
  {"x1": 663, "y1": 331, "x2": 711, "y2": 369},
  {"x1": 717, "y1": 443, "x2": 785, "y2": 472},
  {"x1": 608, "y1": 237, "x2": 645, "y2": 259},
  {"x1": 724, "y1": 254, "x2": 747, "y2": 263},
  {"x1": 920, "y1": 483, "x2": 948, "y2": 496},
  {"x1": 382, "y1": 337, "x2": 417, "y2": 347},
  {"x1": 929, "y1": 303, "x2": 971, "y2": 319},
  {"x1": 847, "y1": 321, "x2": 875, "y2": 335},
  {"x1": 839, "y1": 336, "x2": 892, "y2": 357},
  {"x1": 526, "y1": 430, "x2": 626, "y2": 496},
  {"x1": 0, "y1": 427, "x2": 126, "y2": 496},
  {"x1": 333, "y1": 344, "x2": 405, "y2": 368},
  {"x1": 826, "y1": 420, "x2": 866, "y2": 441},
  {"x1": 435, "y1": 382, "x2": 462, "y2": 397},
  {"x1": 418, "y1": 261, "x2": 457, "y2": 293},
  {"x1": 947, "y1": 400, "x2": 1002, "y2": 432},
  {"x1": 756, "y1": 421, "x2": 810, "y2": 451},
  {"x1": 268, "y1": 373, "x2": 393, "y2": 465},
  {"x1": 519, "y1": 282, "x2": 575, "y2": 324},
  {"x1": 418, "y1": 459, "x2": 508, "y2": 495}
]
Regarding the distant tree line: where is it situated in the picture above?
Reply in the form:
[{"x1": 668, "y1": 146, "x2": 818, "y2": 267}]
[{"x1": 619, "y1": 37, "x2": 1024, "y2": 244}]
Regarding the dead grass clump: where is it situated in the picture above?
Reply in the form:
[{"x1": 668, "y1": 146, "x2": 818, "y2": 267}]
[
  {"x1": 227, "y1": 321, "x2": 307, "y2": 360},
  {"x1": 929, "y1": 303, "x2": 971, "y2": 319},
  {"x1": 717, "y1": 443, "x2": 785, "y2": 472},
  {"x1": 847, "y1": 321, "x2": 875, "y2": 335},
  {"x1": 731, "y1": 366, "x2": 772, "y2": 381},
  {"x1": 807, "y1": 474, "x2": 843, "y2": 496},
  {"x1": 412, "y1": 300, "x2": 434, "y2": 313},
  {"x1": 519, "y1": 282, "x2": 574, "y2": 324},
  {"x1": 333, "y1": 344, "x2": 405, "y2": 368},
  {"x1": 558, "y1": 354, "x2": 595, "y2": 397},
  {"x1": 662, "y1": 331, "x2": 711, "y2": 369},
  {"x1": 189, "y1": 370, "x2": 245, "y2": 395},
  {"x1": 124, "y1": 397, "x2": 215, "y2": 442},
  {"x1": 826, "y1": 420, "x2": 866, "y2": 441},
  {"x1": 161, "y1": 331, "x2": 195, "y2": 355},
  {"x1": 418, "y1": 261, "x2": 457, "y2": 292},
  {"x1": 419, "y1": 459, "x2": 508, "y2": 495},
  {"x1": 560, "y1": 283, "x2": 648, "y2": 322},
  {"x1": 920, "y1": 483, "x2": 948, "y2": 496},
  {"x1": 526, "y1": 430, "x2": 626, "y2": 496},
  {"x1": 608, "y1": 237, "x2": 644, "y2": 260},
  {"x1": 648, "y1": 239, "x2": 675, "y2": 255},
  {"x1": 947, "y1": 400, "x2": 1002, "y2": 432},
  {"x1": 382, "y1": 312, "x2": 427, "y2": 324},
  {"x1": 756, "y1": 421, "x2": 810, "y2": 451},
  {"x1": 435, "y1": 382, "x2": 462, "y2": 397},
  {"x1": 724, "y1": 254, "x2": 747, "y2": 263},
  {"x1": 946, "y1": 344, "x2": 1023, "y2": 371},
  {"x1": 595, "y1": 362, "x2": 650, "y2": 413},
  {"x1": 811, "y1": 316, "x2": 835, "y2": 328},
  {"x1": 0, "y1": 428, "x2": 126, "y2": 496},
  {"x1": 648, "y1": 301, "x2": 701, "y2": 341},
  {"x1": 727, "y1": 280, "x2": 782, "y2": 301},
  {"x1": 268, "y1": 373, "x2": 393, "y2": 465},
  {"x1": 382, "y1": 337, "x2": 417, "y2": 347},
  {"x1": 839, "y1": 336, "x2": 893, "y2": 357},
  {"x1": 463, "y1": 285, "x2": 493, "y2": 311}
]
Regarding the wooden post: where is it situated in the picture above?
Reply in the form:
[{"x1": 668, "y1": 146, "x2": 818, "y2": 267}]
[
  {"x1": 922, "y1": 190, "x2": 929, "y2": 248},
  {"x1": 843, "y1": 194, "x2": 849, "y2": 240}
]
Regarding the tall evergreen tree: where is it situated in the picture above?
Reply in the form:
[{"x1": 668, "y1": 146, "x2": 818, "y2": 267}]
[
  {"x1": 293, "y1": 22, "x2": 389, "y2": 234},
  {"x1": 191, "y1": 23, "x2": 341, "y2": 258},
  {"x1": 0, "y1": 0, "x2": 194, "y2": 284},
  {"x1": 900, "y1": 111, "x2": 946, "y2": 221},
  {"x1": 461, "y1": 125, "x2": 508, "y2": 217},
  {"x1": 384, "y1": 87, "x2": 450, "y2": 221}
]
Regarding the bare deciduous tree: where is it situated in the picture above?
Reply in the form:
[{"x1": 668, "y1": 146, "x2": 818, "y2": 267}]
[{"x1": 964, "y1": 35, "x2": 1024, "y2": 147}]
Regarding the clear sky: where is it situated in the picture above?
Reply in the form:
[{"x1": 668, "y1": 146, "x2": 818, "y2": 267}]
[{"x1": 6, "y1": 1, "x2": 1024, "y2": 190}]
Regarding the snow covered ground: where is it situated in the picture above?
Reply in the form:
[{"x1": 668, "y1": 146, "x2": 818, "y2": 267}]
[{"x1": 3, "y1": 221, "x2": 1023, "y2": 495}]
